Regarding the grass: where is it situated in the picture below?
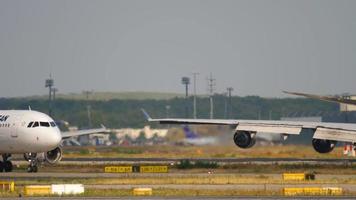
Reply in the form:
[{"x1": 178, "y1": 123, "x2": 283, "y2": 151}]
[{"x1": 63, "y1": 145, "x2": 349, "y2": 159}]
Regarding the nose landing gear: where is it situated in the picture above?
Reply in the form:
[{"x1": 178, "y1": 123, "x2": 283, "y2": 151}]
[
  {"x1": 24, "y1": 153, "x2": 38, "y2": 173},
  {"x1": 0, "y1": 154, "x2": 13, "y2": 172}
]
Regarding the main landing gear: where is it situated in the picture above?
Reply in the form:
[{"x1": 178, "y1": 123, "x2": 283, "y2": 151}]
[
  {"x1": 24, "y1": 153, "x2": 38, "y2": 173},
  {"x1": 0, "y1": 154, "x2": 13, "y2": 172}
]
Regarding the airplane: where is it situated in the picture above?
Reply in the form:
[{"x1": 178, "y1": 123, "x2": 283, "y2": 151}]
[
  {"x1": 0, "y1": 109, "x2": 106, "y2": 173},
  {"x1": 181, "y1": 126, "x2": 218, "y2": 146},
  {"x1": 142, "y1": 94, "x2": 356, "y2": 156}
]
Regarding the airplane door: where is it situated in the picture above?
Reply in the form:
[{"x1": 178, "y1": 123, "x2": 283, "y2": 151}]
[
  {"x1": 10, "y1": 126, "x2": 17, "y2": 138},
  {"x1": 10, "y1": 120, "x2": 18, "y2": 138}
]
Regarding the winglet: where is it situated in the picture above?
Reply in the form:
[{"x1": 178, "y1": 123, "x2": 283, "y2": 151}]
[{"x1": 141, "y1": 109, "x2": 152, "y2": 121}]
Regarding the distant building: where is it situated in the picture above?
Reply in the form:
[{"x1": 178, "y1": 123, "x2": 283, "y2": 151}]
[
  {"x1": 89, "y1": 133, "x2": 111, "y2": 146},
  {"x1": 113, "y1": 126, "x2": 168, "y2": 140},
  {"x1": 339, "y1": 95, "x2": 356, "y2": 112}
]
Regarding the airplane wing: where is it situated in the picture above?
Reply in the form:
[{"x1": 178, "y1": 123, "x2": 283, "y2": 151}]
[
  {"x1": 142, "y1": 109, "x2": 356, "y2": 143},
  {"x1": 283, "y1": 91, "x2": 356, "y2": 106},
  {"x1": 61, "y1": 125, "x2": 107, "y2": 140}
]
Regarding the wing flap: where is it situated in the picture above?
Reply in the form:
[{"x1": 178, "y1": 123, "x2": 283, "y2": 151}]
[
  {"x1": 313, "y1": 127, "x2": 356, "y2": 142},
  {"x1": 149, "y1": 118, "x2": 238, "y2": 125},
  {"x1": 236, "y1": 123, "x2": 302, "y2": 135}
]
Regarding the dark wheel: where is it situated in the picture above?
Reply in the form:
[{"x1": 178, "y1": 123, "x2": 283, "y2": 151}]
[
  {"x1": 3, "y1": 161, "x2": 12, "y2": 172},
  {"x1": 32, "y1": 165, "x2": 38, "y2": 173},
  {"x1": 27, "y1": 166, "x2": 32, "y2": 173},
  {"x1": 0, "y1": 161, "x2": 3, "y2": 173},
  {"x1": 27, "y1": 164, "x2": 38, "y2": 173}
]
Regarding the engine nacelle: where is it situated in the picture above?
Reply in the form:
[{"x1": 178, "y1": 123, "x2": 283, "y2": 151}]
[
  {"x1": 45, "y1": 147, "x2": 63, "y2": 164},
  {"x1": 233, "y1": 131, "x2": 256, "y2": 148},
  {"x1": 312, "y1": 139, "x2": 337, "y2": 153}
]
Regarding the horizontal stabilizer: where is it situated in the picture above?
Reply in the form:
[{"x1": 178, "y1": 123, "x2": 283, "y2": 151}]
[{"x1": 284, "y1": 91, "x2": 356, "y2": 106}]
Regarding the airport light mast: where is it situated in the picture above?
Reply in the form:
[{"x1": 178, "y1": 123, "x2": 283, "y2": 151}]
[
  {"x1": 192, "y1": 73, "x2": 199, "y2": 119},
  {"x1": 227, "y1": 87, "x2": 233, "y2": 118},
  {"x1": 83, "y1": 90, "x2": 93, "y2": 128},
  {"x1": 52, "y1": 88, "x2": 58, "y2": 101},
  {"x1": 207, "y1": 73, "x2": 215, "y2": 119},
  {"x1": 45, "y1": 75, "x2": 54, "y2": 117},
  {"x1": 181, "y1": 77, "x2": 190, "y2": 118}
]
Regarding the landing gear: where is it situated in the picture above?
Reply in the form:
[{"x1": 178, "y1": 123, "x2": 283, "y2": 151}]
[
  {"x1": 27, "y1": 161, "x2": 38, "y2": 173},
  {"x1": 0, "y1": 154, "x2": 13, "y2": 172},
  {"x1": 25, "y1": 153, "x2": 38, "y2": 173}
]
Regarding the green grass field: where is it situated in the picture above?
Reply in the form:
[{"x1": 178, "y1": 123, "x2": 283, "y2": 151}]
[{"x1": 63, "y1": 145, "x2": 350, "y2": 160}]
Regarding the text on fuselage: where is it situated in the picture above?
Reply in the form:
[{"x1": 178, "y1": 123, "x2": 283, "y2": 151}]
[{"x1": 0, "y1": 115, "x2": 10, "y2": 122}]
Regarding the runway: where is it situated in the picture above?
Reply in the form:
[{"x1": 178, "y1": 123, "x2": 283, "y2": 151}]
[
  {"x1": 84, "y1": 183, "x2": 356, "y2": 191},
  {"x1": 49, "y1": 157, "x2": 356, "y2": 166},
  {"x1": 10, "y1": 156, "x2": 356, "y2": 166},
  {"x1": 1, "y1": 172, "x2": 356, "y2": 179}
]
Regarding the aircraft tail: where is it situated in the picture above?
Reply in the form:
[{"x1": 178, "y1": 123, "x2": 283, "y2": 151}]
[{"x1": 183, "y1": 126, "x2": 199, "y2": 139}]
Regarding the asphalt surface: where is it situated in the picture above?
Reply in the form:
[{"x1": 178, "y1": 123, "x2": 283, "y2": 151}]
[
  {"x1": 84, "y1": 183, "x2": 356, "y2": 191},
  {"x1": 1, "y1": 172, "x2": 356, "y2": 179},
  {"x1": 10, "y1": 157, "x2": 356, "y2": 166},
  {"x1": 60, "y1": 157, "x2": 356, "y2": 163}
]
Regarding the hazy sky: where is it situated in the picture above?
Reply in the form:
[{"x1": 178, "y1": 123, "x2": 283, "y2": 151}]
[{"x1": 0, "y1": 0, "x2": 355, "y2": 97}]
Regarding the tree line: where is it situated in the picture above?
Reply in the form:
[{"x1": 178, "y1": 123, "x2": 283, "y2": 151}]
[{"x1": 0, "y1": 95, "x2": 338, "y2": 129}]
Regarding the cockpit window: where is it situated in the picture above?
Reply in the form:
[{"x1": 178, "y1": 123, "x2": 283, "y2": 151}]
[
  {"x1": 27, "y1": 122, "x2": 33, "y2": 128},
  {"x1": 32, "y1": 122, "x2": 39, "y2": 127},
  {"x1": 50, "y1": 122, "x2": 56, "y2": 127},
  {"x1": 40, "y1": 122, "x2": 50, "y2": 127}
]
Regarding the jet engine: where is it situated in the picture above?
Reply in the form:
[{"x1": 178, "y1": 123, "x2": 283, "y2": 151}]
[
  {"x1": 312, "y1": 139, "x2": 337, "y2": 153},
  {"x1": 45, "y1": 147, "x2": 63, "y2": 164},
  {"x1": 233, "y1": 131, "x2": 256, "y2": 148}
]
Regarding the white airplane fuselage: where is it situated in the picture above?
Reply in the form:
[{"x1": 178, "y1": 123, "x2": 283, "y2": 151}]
[{"x1": 0, "y1": 110, "x2": 61, "y2": 154}]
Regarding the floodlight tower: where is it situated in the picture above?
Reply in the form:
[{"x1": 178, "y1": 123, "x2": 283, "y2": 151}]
[
  {"x1": 181, "y1": 77, "x2": 190, "y2": 118},
  {"x1": 51, "y1": 88, "x2": 58, "y2": 116},
  {"x1": 45, "y1": 75, "x2": 54, "y2": 117},
  {"x1": 207, "y1": 73, "x2": 215, "y2": 119},
  {"x1": 227, "y1": 87, "x2": 233, "y2": 118},
  {"x1": 52, "y1": 88, "x2": 58, "y2": 101},
  {"x1": 83, "y1": 90, "x2": 93, "y2": 128},
  {"x1": 192, "y1": 73, "x2": 199, "y2": 119}
]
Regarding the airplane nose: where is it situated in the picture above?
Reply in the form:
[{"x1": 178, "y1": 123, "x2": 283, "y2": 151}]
[{"x1": 49, "y1": 129, "x2": 62, "y2": 148}]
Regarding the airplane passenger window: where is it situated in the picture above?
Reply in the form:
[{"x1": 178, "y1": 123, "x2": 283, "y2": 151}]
[
  {"x1": 50, "y1": 122, "x2": 56, "y2": 127},
  {"x1": 27, "y1": 122, "x2": 33, "y2": 128},
  {"x1": 33, "y1": 122, "x2": 39, "y2": 127},
  {"x1": 40, "y1": 122, "x2": 50, "y2": 127}
]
